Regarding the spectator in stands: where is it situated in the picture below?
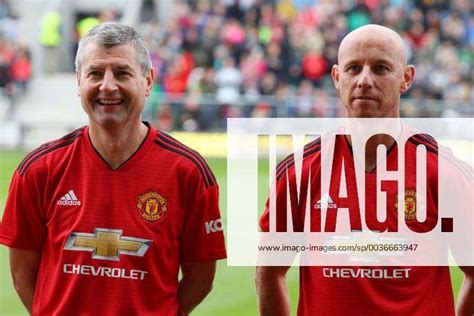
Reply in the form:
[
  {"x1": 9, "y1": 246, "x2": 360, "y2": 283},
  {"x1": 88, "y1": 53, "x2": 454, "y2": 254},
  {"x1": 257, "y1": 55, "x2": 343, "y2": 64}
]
[
  {"x1": 215, "y1": 56, "x2": 242, "y2": 123},
  {"x1": 0, "y1": 51, "x2": 11, "y2": 97},
  {"x1": 301, "y1": 46, "x2": 327, "y2": 85},
  {"x1": 295, "y1": 79, "x2": 313, "y2": 117},
  {"x1": 10, "y1": 45, "x2": 32, "y2": 94},
  {"x1": 0, "y1": 4, "x2": 33, "y2": 119},
  {"x1": 40, "y1": 10, "x2": 62, "y2": 73},
  {"x1": 138, "y1": 0, "x2": 472, "y2": 130},
  {"x1": 0, "y1": 40, "x2": 14, "y2": 115},
  {"x1": 163, "y1": 52, "x2": 194, "y2": 94},
  {"x1": 72, "y1": 9, "x2": 118, "y2": 67}
]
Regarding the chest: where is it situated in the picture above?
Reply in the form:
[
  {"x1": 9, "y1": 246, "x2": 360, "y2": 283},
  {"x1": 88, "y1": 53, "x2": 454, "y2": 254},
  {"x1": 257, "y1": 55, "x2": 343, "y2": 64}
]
[
  {"x1": 303, "y1": 156, "x2": 438, "y2": 232},
  {"x1": 42, "y1": 161, "x2": 188, "y2": 254}
]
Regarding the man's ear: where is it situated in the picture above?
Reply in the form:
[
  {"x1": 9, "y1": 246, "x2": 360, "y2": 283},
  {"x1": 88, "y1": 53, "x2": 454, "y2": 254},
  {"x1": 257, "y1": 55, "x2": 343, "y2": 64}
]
[
  {"x1": 400, "y1": 65, "x2": 415, "y2": 94},
  {"x1": 331, "y1": 65, "x2": 340, "y2": 91},
  {"x1": 76, "y1": 71, "x2": 81, "y2": 96},
  {"x1": 145, "y1": 67, "x2": 155, "y2": 97}
]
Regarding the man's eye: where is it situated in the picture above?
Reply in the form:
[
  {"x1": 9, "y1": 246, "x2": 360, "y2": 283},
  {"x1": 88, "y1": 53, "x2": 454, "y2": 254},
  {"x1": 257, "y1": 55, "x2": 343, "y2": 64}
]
[
  {"x1": 346, "y1": 65, "x2": 360, "y2": 72},
  {"x1": 374, "y1": 65, "x2": 389, "y2": 73},
  {"x1": 88, "y1": 71, "x2": 101, "y2": 77},
  {"x1": 117, "y1": 71, "x2": 131, "y2": 77}
]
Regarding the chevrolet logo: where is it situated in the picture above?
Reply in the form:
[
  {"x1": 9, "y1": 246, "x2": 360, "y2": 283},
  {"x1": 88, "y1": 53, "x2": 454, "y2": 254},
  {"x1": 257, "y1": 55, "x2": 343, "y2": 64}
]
[{"x1": 64, "y1": 228, "x2": 152, "y2": 261}]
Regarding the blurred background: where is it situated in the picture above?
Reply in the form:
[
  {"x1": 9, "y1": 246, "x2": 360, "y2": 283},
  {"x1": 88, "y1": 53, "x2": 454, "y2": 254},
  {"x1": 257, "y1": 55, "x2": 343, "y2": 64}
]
[
  {"x1": 0, "y1": 0, "x2": 472, "y2": 314},
  {"x1": 0, "y1": 0, "x2": 472, "y2": 148}
]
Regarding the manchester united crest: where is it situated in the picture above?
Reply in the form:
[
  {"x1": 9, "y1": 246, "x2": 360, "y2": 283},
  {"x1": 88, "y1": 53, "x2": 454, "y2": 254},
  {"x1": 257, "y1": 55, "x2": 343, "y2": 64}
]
[
  {"x1": 394, "y1": 189, "x2": 417, "y2": 221},
  {"x1": 137, "y1": 191, "x2": 168, "y2": 222}
]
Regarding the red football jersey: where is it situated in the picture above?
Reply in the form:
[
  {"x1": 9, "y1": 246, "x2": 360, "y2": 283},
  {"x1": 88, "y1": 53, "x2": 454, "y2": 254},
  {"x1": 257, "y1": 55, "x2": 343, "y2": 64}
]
[
  {"x1": 0, "y1": 124, "x2": 227, "y2": 315},
  {"x1": 260, "y1": 132, "x2": 471, "y2": 315}
]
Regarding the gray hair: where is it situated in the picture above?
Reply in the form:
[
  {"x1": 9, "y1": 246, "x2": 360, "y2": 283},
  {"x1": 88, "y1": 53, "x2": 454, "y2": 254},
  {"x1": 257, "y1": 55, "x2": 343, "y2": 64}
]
[{"x1": 75, "y1": 22, "x2": 152, "y2": 76}]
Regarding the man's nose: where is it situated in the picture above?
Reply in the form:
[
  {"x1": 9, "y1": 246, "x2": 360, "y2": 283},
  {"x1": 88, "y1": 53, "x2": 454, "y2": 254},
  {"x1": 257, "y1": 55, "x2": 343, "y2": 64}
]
[
  {"x1": 356, "y1": 67, "x2": 374, "y2": 89},
  {"x1": 99, "y1": 71, "x2": 118, "y2": 92}
]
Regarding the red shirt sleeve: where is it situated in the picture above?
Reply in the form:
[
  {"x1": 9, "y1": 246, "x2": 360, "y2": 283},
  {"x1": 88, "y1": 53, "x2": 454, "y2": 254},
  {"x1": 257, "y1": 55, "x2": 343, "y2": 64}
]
[
  {"x1": 0, "y1": 170, "x2": 47, "y2": 250},
  {"x1": 180, "y1": 173, "x2": 226, "y2": 263},
  {"x1": 442, "y1": 157, "x2": 474, "y2": 263}
]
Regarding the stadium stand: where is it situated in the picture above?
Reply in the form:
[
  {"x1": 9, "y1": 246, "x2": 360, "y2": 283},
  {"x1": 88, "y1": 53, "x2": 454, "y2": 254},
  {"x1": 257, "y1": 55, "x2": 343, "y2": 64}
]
[
  {"x1": 0, "y1": 0, "x2": 472, "y2": 148},
  {"x1": 140, "y1": 0, "x2": 473, "y2": 131}
]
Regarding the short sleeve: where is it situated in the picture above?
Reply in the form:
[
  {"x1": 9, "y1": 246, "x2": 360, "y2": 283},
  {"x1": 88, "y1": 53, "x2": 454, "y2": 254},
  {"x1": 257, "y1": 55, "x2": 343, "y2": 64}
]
[
  {"x1": 444, "y1": 160, "x2": 474, "y2": 265},
  {"x1": 0, "y1": 170, "x2": 46, "y2": 250},
  {"x1": 180, "y1": 183, "x2": 227, "y2": 263}
]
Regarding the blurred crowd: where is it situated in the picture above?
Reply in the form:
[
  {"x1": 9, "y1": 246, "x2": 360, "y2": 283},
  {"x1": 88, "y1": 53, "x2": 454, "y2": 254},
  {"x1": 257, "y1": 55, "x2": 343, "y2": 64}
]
[
  {"x1": 139, "y1": 0, "x2": 473, "y2": 131},
  {"x1": 3, "y1": 0, "x2": 472, "y2": 129},
  {"x1": 0, "y1": 0, "x2": 32, "y2": 116}
]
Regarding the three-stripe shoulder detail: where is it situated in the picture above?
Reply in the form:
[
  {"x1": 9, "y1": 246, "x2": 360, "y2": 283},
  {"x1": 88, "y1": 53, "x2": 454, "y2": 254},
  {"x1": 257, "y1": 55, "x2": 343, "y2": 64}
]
[
  {"x1": 276, "y1": 138, "x2": 321, "y2": 181},
  {"x1": 407, "y1": 133, "x2": 440, "y2": 155},
  {"x1": 17, "y1": 128, "x2": 85, "y2": 176},
  {"x1": 153, "y1": 131, "x2": 216, "y2": 188},
  {"x1": 408, "y1": 133, "x2": 472, "y2": 181}
]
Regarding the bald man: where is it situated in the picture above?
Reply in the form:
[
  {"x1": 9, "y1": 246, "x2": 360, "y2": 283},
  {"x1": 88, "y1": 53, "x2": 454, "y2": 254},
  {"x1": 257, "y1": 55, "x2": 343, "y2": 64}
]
[
  {"x1": 256, "y1": 25, "x2": 474, "y2": 315},
  {"x1": 332, "y1": 24, "x2": 413, "y2": 119}
]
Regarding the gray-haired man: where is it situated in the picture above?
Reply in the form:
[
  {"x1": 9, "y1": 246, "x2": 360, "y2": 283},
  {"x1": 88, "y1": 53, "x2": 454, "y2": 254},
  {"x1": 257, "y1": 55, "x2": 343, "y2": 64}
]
[{"x1": 0, "y1": 22, "x2": 226, "y2": 315}]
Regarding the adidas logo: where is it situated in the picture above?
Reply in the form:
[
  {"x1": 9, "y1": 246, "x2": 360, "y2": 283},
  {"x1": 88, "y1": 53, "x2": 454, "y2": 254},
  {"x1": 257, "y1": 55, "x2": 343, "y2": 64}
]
[
  {"x1": 57, "y1": 190, "x2": 81, "y2": 206},
  {"x1": 314, "y1": 193, "x2": 337, "y2": 209}
]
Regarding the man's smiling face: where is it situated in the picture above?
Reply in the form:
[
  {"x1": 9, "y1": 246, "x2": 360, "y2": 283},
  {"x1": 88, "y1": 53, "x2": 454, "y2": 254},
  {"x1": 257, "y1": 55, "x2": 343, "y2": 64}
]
[{"x1": 77, "y1": 43, "x2": 153, "y2": 128}]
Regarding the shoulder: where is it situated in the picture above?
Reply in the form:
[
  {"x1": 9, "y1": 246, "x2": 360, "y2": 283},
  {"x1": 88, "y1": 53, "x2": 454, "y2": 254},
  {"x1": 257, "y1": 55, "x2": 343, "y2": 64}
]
[
  {"x1": 152, "y1": 130, "x2": 216, "y2": 189},
  {"x1": 405, "y1": 133, "x2": 440, "y2": 156},
  {"x1": 276, "y1": 137, "x2": 321, "y2": 181},
  {"x1": 16, "y1": 127, "x2": 85, "y2": 177},
  {"x1": 406, "y1": 133, "x2": 472, "y2": 182}
]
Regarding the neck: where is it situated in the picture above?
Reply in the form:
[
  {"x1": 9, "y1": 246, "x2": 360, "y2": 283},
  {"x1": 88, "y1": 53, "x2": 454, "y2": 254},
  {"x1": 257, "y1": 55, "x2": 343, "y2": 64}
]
[
  {"x1": 345, "y1": 118, "x2": 401, "y2": 172},
  {"x1": 89, "y1": 121, "x2": 149, "y2": 170},
  {"x1": 364, "y1": 134, "x2": 397, "y2": 172}
]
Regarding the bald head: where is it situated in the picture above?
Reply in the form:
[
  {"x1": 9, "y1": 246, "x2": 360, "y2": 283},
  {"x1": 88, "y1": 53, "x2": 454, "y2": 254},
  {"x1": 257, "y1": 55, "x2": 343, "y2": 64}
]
[
  {"x1": 331, "y1": 24, "x2": 415, "y2": 118},
  {"x1": 338, "y1": 24, "x2": 407, "y2": 66}
]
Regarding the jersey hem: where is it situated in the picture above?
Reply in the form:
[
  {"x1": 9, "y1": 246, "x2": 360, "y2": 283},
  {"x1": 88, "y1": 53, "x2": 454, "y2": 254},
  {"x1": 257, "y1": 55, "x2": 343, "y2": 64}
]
[
  {"x1": 182, "y1": 249, "x2": 227, "y2": 263},
  {"x1": 0, "y1": 234, "x2": 43, "y2": 250}
]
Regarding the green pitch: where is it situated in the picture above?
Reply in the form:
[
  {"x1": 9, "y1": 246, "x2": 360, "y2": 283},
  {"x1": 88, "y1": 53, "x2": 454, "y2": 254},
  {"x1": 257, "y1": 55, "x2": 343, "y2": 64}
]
[{"x1": 0, "y1": 152, "x2": 464, "y2": 315}]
